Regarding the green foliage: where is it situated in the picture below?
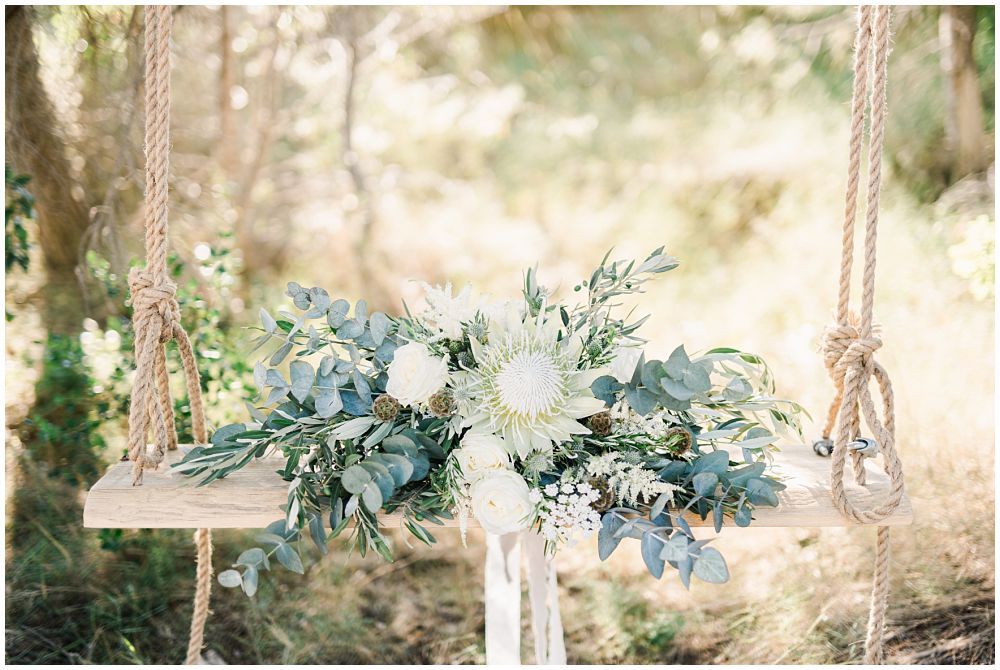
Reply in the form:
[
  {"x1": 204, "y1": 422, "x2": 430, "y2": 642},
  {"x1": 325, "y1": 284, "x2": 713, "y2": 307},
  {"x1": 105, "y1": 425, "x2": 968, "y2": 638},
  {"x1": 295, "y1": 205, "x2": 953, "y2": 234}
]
[
  {"x1": 81, "y1": 235, "x2": 255, "y2": 443},
  {"x1": 176, "y1": 281, "x2": 458, "y2": 590},
  {"x1": 568, "y1": 247, "x2": 679, "y2": 368},
  {"x1": 596, "y1": 444, "x2": 784, "y2": 586},
  {"x1": 5, "y1": 165, "x2": 33, "y2": 276},
  {"x1": 19, "y1": 334, "x2": 105, "y2": 484}
]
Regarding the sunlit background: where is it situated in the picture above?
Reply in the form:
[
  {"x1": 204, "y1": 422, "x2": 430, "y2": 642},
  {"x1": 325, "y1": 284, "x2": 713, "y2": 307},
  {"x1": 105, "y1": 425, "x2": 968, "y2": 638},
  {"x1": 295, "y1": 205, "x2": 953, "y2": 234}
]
[{"x1": 5, "y1": 5, "x2": 995, "y2": 664}]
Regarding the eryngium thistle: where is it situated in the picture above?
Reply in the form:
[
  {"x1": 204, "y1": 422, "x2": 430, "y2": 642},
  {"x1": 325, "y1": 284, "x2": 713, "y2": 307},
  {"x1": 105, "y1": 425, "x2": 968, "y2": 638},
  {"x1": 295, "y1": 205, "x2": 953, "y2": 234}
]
[
  {"x1": 456, "y1": 350, "x2": 475, "y2": 369},
  {"x1": 588, "y1": 410, "x2": 612, "y2": 437},
  {"x1": 466, "y1": 320, "x2": 488, "y2": 341},
  {"x1": 428, "y1": 389, "x2": 455, "y2": 417},
  {"x1": 373, "y1": 394, "x2": 401, "y2": 422}
]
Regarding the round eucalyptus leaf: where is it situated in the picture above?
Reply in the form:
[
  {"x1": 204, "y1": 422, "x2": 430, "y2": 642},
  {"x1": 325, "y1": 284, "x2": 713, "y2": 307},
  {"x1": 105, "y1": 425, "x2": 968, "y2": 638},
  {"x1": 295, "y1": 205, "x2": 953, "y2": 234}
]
[
  {"x1": 218, "y1": 569, "x2": 242, "y2": 588},
  {"x1": 692, "y1": 547, "x2": 730, "y2": 584},
  {"x1": 341, "y1": 464, "x2": 373, "y2": 494}
]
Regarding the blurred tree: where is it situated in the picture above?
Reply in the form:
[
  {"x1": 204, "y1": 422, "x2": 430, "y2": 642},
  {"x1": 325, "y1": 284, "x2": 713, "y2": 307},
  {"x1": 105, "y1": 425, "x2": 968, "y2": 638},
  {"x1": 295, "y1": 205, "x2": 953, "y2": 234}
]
[
  {"x1": 219, "y1": 6, "x2": 236, "y2": 177},
  {"x1": 5, "y1": 7, "x2": 92, "y2": 335},
  {"x1": 939, "y1": 6, "x2": 989, "y2": 179},
  {"x1": 6, "y1": 7, "x2": 101, "y2": 481},
  {"x1": 215, "y1": 6, "x2": 291, "y2": 298},
  {"x1": 338, "y1": 8, "x2": 385, "y2": 304}
]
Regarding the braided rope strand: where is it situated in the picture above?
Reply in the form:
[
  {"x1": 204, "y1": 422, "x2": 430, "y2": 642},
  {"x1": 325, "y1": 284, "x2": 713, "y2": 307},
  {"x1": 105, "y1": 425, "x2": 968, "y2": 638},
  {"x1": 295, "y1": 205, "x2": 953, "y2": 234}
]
[
  {"x1": 130, "y1": 6, "x2": 213, "y2": 664},
  {"x1": 819, "y1": 6, "x2": 904, "y2": 664},
  {"x1": 835, "y1": 4, "x2": 872, "y2": 326},
  {"x1": 823, "y1": 5, "x2": 872, "y2": 445},
  {"x1": 186, "y1": 527, "x2": 214, "y2": 665}
]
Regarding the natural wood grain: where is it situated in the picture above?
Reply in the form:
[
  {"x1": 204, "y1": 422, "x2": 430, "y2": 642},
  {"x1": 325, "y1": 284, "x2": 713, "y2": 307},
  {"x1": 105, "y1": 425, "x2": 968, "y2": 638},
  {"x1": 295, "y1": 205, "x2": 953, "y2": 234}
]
[{"x1": 83, "y1": 445, "x2": 913, "y2": 529}]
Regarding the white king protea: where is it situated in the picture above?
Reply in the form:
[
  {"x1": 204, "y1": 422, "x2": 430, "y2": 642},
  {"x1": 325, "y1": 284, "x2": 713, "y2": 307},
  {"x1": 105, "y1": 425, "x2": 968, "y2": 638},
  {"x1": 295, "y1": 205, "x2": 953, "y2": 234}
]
[{"x1": 463, "y1": 303, "x2": 607, "y2": 459}]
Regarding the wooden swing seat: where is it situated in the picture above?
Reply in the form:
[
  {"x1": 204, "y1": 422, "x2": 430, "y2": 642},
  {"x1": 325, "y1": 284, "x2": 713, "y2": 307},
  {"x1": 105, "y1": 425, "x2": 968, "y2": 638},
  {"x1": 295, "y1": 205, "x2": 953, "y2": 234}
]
[{"x1": 83, "y1": 446, "x2": 912, "y2": 529}]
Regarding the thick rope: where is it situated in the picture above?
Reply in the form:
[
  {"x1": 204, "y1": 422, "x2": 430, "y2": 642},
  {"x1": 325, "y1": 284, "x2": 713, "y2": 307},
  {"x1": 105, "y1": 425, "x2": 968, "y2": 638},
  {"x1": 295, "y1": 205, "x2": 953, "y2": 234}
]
[
  {"x1": 130, "y1": 6, "x2": 213, "y2": 664},
  {"x1": 818, "y1": 6, "x2": 904, "y2": 664}
]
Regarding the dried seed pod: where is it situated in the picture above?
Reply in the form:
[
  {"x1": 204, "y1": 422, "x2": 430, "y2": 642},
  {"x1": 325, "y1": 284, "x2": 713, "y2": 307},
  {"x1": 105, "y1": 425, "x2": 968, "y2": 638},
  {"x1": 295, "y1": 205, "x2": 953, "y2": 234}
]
[
  {"x1": 587, "y1": 476, "x2": 616, "y2": 512},
  {"x1": 372, "y1": 394, "x2": 401, "y2": 422},
  {"x1": 428, "y1": 389, "x2": 455, "y2": 417},
  {"x1": 588, "y1": 411, "x2": 612, "y2": 437},
  {"x1": 665, "y1": 426, "x2": 693, "y2": 454}
]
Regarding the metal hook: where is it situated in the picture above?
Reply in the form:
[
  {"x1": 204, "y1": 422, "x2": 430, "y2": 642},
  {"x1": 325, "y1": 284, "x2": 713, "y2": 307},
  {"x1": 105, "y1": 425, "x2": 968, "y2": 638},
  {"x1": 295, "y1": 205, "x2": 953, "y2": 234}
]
[
  {"x1": 812, "y1": 438, "x2": 834, "y2": 457},
  {"x1": 848, "y1": 436, "x2": 879, "y2": 458}
]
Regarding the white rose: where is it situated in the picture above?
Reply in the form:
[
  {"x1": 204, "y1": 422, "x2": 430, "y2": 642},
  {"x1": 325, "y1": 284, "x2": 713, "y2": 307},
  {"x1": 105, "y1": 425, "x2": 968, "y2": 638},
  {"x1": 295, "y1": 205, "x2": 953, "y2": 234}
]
[
  {"x1": 453, "y1": 433, "x2": 511, "y2": 482},
  {"x1": 469, "y1": 470, "x2": 534, "y2": 535},
  {"x1": 386, "y1": 342, "x2": 449, "y2": 407},
  {"x1": 609, "y1": 346, "x2": 644, "y2": 383}
]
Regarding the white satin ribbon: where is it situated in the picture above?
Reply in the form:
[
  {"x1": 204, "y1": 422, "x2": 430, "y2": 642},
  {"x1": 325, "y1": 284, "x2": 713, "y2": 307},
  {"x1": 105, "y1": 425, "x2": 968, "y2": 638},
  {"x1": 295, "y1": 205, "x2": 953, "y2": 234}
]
[
  {"x1": 484, "y1": 532, "x2": 522, "y2": 664},
  {"x1": 484, "y1": 531, "x2": 566, "y2": 665}
]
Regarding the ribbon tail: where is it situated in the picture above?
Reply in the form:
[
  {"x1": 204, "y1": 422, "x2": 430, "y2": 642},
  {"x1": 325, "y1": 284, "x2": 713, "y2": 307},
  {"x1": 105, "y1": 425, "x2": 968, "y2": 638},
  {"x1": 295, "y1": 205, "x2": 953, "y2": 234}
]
[
  {"x1": 546, "y1": 555, "x2": 566, "y2": 664},
  {"x1": 524, "y1": 531, "x2": 549, "y2": 664},
  {"x1": 523, "y1": 531, "x2": 567, "y2": 665},
  {"x1": 484, "y1": 532, "x2": 522, "y2": 665}
]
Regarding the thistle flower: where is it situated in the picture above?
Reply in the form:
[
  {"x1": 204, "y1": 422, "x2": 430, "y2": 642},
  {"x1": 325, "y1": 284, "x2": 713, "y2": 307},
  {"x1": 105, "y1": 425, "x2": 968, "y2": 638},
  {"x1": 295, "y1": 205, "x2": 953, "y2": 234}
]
[
  {"x1": 456, "y1": 350, "x2": 475, "y2": 369},
  {"x1": 521, "y1": 451, "x2": 552, "y2": 479},
  {"x1": 466, "y1": 318, "x2": 489, "y2": 341}
]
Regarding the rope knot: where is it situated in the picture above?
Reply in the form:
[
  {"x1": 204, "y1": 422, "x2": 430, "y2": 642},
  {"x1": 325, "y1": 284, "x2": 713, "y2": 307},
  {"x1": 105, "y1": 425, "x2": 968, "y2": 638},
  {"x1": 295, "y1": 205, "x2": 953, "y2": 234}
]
[
  {"x1": 821, "y1": 322, "x2": 882, "y2": 385},
  {"x1": 128, "y1": 267, "x2": 180, "y2": 343}
]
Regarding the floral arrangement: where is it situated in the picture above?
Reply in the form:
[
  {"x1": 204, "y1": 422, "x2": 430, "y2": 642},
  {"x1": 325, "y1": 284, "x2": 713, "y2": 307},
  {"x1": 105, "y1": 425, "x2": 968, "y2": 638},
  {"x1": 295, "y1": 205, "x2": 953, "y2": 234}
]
[{"x1": 176, "y1": 248, "x2": 803, "y2": 596}]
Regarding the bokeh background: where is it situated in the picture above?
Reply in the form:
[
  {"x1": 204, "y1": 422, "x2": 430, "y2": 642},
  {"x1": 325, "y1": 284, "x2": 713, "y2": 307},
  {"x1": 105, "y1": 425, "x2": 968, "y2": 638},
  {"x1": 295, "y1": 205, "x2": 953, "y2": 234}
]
[{"x1": 4, "y1": 4, "x2": 995, "y2": 664}]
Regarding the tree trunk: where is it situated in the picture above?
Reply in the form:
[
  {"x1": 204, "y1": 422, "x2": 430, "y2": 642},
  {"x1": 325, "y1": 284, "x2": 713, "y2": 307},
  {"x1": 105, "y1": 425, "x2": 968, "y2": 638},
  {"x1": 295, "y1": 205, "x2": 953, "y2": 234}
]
[
  {"x1": 6, "y1": 7, "x2": 99, "y2": 482},
  {"x1": 6, "y1": 7, "x2": 91, "y2": 335},
  {"x1": 939, "y1": 6, "x2": 988, "y2": 179}
]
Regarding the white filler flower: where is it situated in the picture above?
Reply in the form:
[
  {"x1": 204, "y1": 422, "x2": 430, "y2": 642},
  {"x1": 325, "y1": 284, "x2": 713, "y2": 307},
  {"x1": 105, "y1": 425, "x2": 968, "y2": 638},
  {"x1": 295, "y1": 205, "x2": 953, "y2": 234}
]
[
  {"x1": 464, "y1": 307, "x2": 607, "y2": 459},
  {"x1": 419, "y1": 282, "x2": 480, "y2": 340},
  {"x1": 386, "y1": 342, "x2": 448, "y2": 407},
  {"x1": 469, "y1": 469, "x2": 534, "y2": 534},
  {"x1": 453, "y1": 432, "x2": 512, "y2": 482}
]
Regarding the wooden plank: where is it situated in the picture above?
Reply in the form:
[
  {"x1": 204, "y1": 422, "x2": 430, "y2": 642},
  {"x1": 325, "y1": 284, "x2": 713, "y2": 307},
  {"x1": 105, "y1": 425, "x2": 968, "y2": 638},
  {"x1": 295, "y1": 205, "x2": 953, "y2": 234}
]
[{"x1": 83, "y1": 446, "x2": 913, "y2": 529}]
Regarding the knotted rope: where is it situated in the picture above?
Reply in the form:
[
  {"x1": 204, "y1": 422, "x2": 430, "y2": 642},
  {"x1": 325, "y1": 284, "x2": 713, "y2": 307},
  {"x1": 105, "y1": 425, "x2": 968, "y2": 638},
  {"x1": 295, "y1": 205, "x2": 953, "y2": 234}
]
[
  {"x1": 129, "y1": 6, "x2": 213, "y2": 664},
  {"x1": 818, "y1": 5, "x2": 905, "y2": 664}
]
